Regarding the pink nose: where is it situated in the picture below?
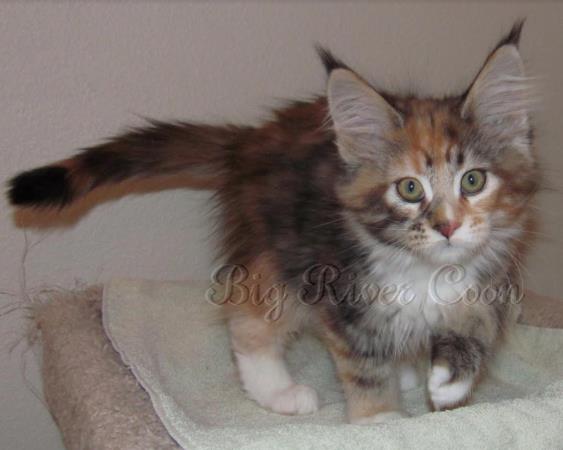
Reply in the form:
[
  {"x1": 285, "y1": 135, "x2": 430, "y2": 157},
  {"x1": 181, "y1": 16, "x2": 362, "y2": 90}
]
[{"x1": 435, "y1": 221, "x2": 460, "y2": 239}]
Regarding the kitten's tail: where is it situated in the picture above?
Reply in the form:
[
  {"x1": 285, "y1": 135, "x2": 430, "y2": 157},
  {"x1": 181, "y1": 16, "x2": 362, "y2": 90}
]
[{"x1": 7, "y1": 121, "x2": 251, "y2": 209}]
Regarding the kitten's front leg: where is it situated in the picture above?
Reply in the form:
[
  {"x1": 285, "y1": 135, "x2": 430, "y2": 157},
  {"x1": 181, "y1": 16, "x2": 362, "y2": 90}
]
[
  {"x1": 428, "y1": 333, "x2": 487, "y2": 410},
  {"x1": 325, "y1": 332, "x2": 404, "y2": 424}
]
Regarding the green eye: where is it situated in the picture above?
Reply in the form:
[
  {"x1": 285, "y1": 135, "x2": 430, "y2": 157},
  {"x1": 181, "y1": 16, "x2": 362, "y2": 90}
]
[
  {"x1": 461, "y1": 169, "x2": 487, "y2": 195},
  {"x1": 396, "y1": 178, "x2": 425, "y2": 203}
]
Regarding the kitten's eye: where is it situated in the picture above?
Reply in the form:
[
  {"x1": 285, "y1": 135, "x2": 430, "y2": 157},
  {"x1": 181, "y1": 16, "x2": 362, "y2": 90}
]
[
  {"x1": 396, "y1": 178, "x2": 425, "y2": 203},
  {"x1": 461, "y1": 169, "x2": 487, "y2": 195}
]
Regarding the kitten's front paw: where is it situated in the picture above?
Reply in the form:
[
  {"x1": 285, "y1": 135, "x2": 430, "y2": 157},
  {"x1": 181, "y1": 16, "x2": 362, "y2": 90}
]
[
  {"x1": 428, "y1": 365, "x2": 473, "y2": 410},
  {"x1": 270, "y1": 384, "x2": 319, "y2": 415},
  {"x1": 351, "y1": 411, "x2": 406, "y2": 425}
]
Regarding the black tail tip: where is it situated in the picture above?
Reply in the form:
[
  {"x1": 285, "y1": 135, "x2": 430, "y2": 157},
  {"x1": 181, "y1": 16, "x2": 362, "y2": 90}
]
[{"x1": 7, "y1": 166, "x2": 72, "y2": 207}]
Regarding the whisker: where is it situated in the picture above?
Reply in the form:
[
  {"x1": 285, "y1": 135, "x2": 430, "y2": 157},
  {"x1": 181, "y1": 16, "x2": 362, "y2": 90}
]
[{"x1": 311, "y1": 216, "x2": 346, "y2": 230}]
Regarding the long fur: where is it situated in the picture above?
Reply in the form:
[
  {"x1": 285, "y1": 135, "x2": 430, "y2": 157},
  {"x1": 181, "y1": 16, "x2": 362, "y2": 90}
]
[{"x1": 7, "y1": 21, "x2": 539, "y2": 422}]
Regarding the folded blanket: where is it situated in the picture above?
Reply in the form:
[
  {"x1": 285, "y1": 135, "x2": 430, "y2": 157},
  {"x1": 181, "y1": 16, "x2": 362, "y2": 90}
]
[{"x1": 103, "y1": 279, "x2": 563, "y2": 450}]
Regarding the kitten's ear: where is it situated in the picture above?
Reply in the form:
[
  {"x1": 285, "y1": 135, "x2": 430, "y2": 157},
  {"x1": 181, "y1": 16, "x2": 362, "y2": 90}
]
[
  {"x1": 461, "y1": 21, "x2": 534, "y2": 150},
  {"x1": 327, "y1": 68, "x2": 403, "y2": 164}
]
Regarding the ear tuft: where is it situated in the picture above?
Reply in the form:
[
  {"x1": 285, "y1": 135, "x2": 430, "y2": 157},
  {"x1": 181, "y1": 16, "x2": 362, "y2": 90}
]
[
  {"x1": 494, "y1": 19, "x2": 525, "y2": 51},
  {"x1": 315, "y1": 45, "x2": 350, "y2": 74}
]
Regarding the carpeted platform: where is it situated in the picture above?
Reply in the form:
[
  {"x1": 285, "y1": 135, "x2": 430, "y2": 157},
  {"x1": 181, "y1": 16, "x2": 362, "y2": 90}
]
[{"x1": 32, "y1": 284, "x2": 563, "y2": 450}]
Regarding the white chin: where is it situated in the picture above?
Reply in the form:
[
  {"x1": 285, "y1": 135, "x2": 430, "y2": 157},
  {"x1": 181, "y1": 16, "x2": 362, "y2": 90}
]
[{"x1": 425, "y1": 241, "x2": 475, "y2": 264}]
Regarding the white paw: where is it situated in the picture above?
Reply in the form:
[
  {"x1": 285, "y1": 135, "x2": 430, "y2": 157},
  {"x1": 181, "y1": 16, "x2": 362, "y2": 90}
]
[
  {"x1": 399, "y1": 364, "x2": 420, "y2": 392},
  {"x1": 270, "y1": 384, "x2": 319, "y2": 415},
  {"x1": 351, "y1": 411, "x2": 406, "y2": 425},
  {"x1": 428, "y1": 365, "x2": 473, "y2": 410}
]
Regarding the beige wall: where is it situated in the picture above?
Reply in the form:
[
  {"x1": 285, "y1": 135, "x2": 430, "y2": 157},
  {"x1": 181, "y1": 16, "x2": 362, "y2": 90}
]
[{"x1": 1, "y1": 3, "x2": 562, "y2": 449}]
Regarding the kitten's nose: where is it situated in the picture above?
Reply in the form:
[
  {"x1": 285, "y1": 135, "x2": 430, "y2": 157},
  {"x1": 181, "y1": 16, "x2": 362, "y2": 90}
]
[{"x1": 434, "y1": 221, "x2": 460, "y2": 239}]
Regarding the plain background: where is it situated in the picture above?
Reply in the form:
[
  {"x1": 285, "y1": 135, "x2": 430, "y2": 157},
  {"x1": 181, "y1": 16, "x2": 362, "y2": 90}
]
[{"x1": 1, "y1": 2, "x2": 562, "y2": 449}]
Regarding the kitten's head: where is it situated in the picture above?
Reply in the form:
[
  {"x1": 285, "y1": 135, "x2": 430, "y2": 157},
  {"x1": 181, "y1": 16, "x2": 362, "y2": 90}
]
[{"x1": 326, "y1": 21, "x2": 539, "y2": 267}]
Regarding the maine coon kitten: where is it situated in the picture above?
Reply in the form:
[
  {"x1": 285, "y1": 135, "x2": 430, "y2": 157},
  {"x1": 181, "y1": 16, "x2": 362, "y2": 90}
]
[{"x1": 8, "y1": 21, "x2": 539, "y2": 423}]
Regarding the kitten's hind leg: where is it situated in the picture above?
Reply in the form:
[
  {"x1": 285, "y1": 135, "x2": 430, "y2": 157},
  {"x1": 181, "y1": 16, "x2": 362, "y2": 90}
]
[{"x1": 229, "y1": 313, "x2": 319, "y2": 415}]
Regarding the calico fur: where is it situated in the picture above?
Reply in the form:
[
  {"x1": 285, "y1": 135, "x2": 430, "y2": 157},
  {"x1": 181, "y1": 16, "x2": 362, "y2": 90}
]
[{"x1": 7, "y1": 20, "x2": 539, "y2": 422}]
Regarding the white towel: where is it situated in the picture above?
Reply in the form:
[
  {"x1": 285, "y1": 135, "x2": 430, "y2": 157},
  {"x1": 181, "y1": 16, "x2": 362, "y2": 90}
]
[{"x1": 103, "y1": 279, "x2": 563, "y2": 449}]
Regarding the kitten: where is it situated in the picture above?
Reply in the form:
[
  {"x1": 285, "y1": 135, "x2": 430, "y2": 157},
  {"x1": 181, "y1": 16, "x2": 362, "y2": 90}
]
[{"x1": 7, "y1": 21, "x2": 539, "y2": 423}]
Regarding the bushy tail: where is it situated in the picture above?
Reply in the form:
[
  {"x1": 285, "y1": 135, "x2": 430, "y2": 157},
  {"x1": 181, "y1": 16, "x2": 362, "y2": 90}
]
[{"x1": 8, "y1": 120, "x2": 250, "y2": 208}]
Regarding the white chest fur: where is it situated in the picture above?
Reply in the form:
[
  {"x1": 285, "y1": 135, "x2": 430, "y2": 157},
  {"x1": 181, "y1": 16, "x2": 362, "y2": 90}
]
[
  {"x1": 345, "y1": 213, "x2": 479, "y2": 347},
  {"x1": 366, "y1": 252, "x2": 478, "y2": 350}
]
